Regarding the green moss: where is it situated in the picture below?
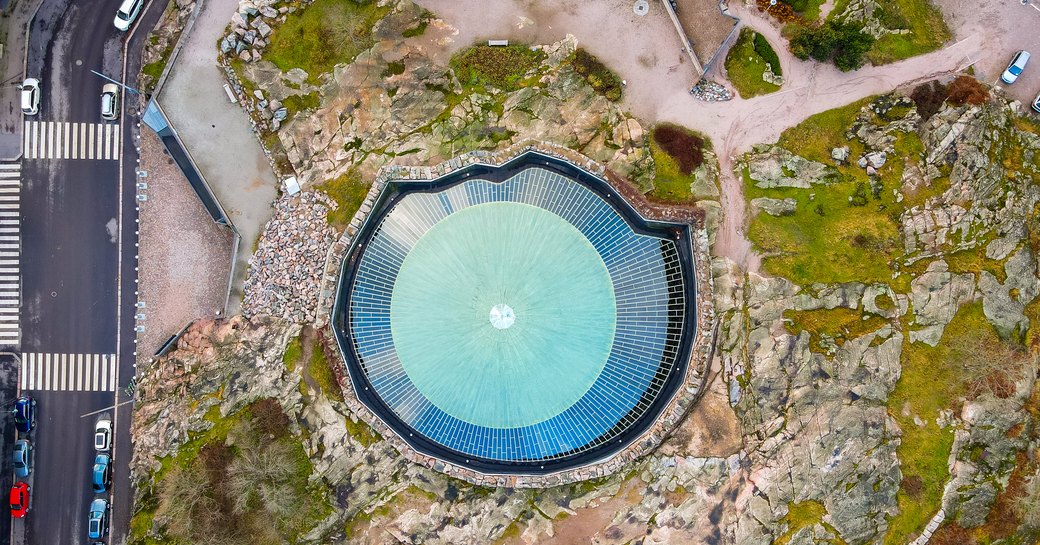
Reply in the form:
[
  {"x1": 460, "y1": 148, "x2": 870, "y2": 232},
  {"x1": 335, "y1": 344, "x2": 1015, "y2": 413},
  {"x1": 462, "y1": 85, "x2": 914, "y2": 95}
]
[
  {"x1": 317, "y1": 169, "x2": 370, "y2": 231},
  {"x1": 281, "y1": 92, "x2": 321, "y2": 114},
  {"x1": 450, "y1": 44, "x2": 544, "y2": 92},
  {"x1": 725, "y1": 28, "x2": 782, "y2": 98},
  {"x1": 886, "y1": 304, "x2": 1000, "y2": 544},
  {"x1": 266, "y1": 0, "x2": 391, "y2": 81},
  {"x1": 775, "y1": 501, "x2": 827, "y2": 545},
  {"x1": 866, "y1": 0, "x2": 950, "y2": 65},
  {"x1": 401, "y1": 19, "x2": 428, "y2": 38},
  {"x1": 782, "y1": 0, "x2": 827, "y2": 20},
  {"x1": 875, "y1": 293, "x2": 896, "y2": 311},
  {"x1": 309, "y1": 343, "x2": 344, "y2": 403},
  {"x1": 494, "y1": 521, "x2": 523, "y2": 544},
  {"x1": 283, "y1": 336, "x2": 303, "y2": 372},
  {"x1": 382, "y1": 61, "x2": 405, "y2": 77},
  {"x1": 784, "y1": 307, "x2": 889, "y2": 352},
  {"x1": 344, "y1": 416, "x2": 382, "y2": 447}
]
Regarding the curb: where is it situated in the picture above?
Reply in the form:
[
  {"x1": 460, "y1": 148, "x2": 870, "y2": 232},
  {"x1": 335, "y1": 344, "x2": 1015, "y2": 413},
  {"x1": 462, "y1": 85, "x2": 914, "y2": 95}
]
[{"x1": 150, "y1": 0, "x2": 205, "y2": 97}]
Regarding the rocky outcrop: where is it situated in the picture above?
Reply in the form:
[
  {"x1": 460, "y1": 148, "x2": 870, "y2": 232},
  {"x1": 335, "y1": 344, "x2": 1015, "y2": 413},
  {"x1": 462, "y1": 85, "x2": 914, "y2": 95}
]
[{"x1": 745, "y1": 147, "x2": 838, "y2": 188}]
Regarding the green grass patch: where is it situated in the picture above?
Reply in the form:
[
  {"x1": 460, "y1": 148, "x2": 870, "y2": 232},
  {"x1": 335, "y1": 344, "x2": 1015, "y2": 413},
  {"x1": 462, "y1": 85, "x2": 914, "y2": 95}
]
[
  {"x1": 886, "y1": 304, "x2": 999, "y2": 544},
  {"x1": 784, "y1": 307, "x2": 889, "y2": 352},
  {"x1": 775, "y1": 501, "x2": 849, "y2": 545},
  {"x1": 745, "y1": 165, "x2": 903, "y2": 287},
  {"x1": 266, "y1": 0, "x2": 391, "y2": 80},
  {"x1": 450, "y1": 44, "x2": 544, "y2": 92},
  {"x1": 866, "y1": 0, "x2": 950, "y2": 65},
  {"x1": 281, "y1": 92, "x2": 321, "y2": 114},
  {"x1": 647, "y1": 123, "x2": 710, "y2": 203},
  {"x1": 776, "y1": 97, "x2": 871, "y2": 162},
  {"x1": 725, "y1": 28, "x2": 781, "y2": 98},
  {"x1": 569, "y1": 48, "x2": 624, "y2": 101},
  {"x1": 781, "y1": 0, "x2": 827, "y2": 20},
  {"x1": 317, "y1": 169, "x2": 370, "y2": 231},
  {"x1": 309, "y1": 342, "x2": 344, "y2": 402}
]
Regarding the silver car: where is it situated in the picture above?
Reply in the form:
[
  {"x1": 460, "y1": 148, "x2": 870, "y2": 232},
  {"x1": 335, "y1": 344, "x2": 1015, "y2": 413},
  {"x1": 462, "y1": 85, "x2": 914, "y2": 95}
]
[
  {"x1": 1001, "y1": 50, "x2": 1030, "y2": 84},
  {"x1": 101, "y1": 83, "x2": 119, "y2": 121}
]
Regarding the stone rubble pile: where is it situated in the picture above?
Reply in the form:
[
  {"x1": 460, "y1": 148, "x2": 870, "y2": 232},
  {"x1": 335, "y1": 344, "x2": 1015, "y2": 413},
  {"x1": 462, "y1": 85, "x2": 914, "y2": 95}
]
[
  {"x1": 242, "y1": 192, "x2": 337, "y2": 322},
  {"x1": 220, "y1": 0, "x2": 293, "y2": 64},
  {"x1": 690, "y1": 79, "x2": 734, "y2": 102}
]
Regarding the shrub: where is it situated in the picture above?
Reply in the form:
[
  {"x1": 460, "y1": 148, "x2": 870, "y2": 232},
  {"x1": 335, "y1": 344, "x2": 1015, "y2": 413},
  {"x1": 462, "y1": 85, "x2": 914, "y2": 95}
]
[
  {"x1": 946, "y1": 75, "x2": 989, "y2": 106},
  {"x1": 789, "y1": 21, "x2": 875, "y2": 71},
  {"x1": 754, "y1": 32, "x2": 783, "y2": 75},
  {"x1": 910, "y1": 80, "x2": 949, "y2": 121},
  {"x1": 450, "y1": 44, "x2": 542, "y2": 91},
  {"x1": 570, "y1": 48, "x2": 624, "y2": 102},
  {"x1": 652, "y1": 124, "x2": 705, "y2": 175},
  {"x1": 781, "y1": 0, "x2": 808, "y2": 11}
]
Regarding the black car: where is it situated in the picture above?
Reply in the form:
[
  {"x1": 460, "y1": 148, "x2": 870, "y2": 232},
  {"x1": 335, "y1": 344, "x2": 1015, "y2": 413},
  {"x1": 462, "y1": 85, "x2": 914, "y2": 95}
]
[{"x1": 12, "y1": 396, "x2": 35, "y2": 433}]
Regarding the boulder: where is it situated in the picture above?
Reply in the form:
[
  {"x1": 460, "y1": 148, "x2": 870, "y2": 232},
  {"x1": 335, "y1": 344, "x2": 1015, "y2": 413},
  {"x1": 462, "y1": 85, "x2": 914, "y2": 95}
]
[
  {"x1": 260, "y1": 5, "x2": 277, "y2": 18},
  {"x1": 255, "y1": 20, "x2": 273, "y2": 37},
  {"x1": 831, "y1": 146, "x2": 850, "y2": 163},
  {"x1": 865, "y1": 151, "x2": 887, "y2": 168},
  {"x1": 238, "y1": 1, "x2": 258, "y2": 15},
  {"x1": 750, "y1": 197, "x2": 797, "y2": 216}
]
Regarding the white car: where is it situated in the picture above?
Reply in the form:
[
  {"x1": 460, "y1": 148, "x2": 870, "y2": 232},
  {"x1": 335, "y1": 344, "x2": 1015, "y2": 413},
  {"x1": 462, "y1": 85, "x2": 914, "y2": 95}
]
[
  {"x1": 1001, "y1": 50, "x2": 1030, "y2": 84},
  {"x1": 20, "y1": 78, "x2": 40, "y2": 116},
  {"x1": 94, "y1": 419, "x2": 112, "y2": 452},
  {"x1": 1033, "y1": 92, "x2": 1040, "y2": 114},
  {"x1": 113, "y1": 0, "x2": 143, "y2": 31},
  {"x1": 100, "y1": 83, "x2": 120, "y2": 121}
]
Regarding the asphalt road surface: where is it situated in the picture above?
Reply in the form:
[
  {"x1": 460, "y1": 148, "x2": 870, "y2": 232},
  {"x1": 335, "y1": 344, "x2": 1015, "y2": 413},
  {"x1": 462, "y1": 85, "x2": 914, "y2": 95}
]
[{"x1": 14, "y1": 0, "x2": 162, "y2": 541}]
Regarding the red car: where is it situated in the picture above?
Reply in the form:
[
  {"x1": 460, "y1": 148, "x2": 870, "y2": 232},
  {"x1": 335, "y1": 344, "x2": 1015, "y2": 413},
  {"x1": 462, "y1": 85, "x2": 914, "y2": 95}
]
[{"x1": 10, "y1": 482, "x2": 29, "y2": 518}]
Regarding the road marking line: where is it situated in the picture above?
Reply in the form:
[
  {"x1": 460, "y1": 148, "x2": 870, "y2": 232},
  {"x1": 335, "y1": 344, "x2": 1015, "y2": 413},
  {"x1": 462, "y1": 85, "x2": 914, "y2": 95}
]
[
  {"x1": 92, "y1": 354, "x2": 99, "y2": 391},
  {"x1": 99, "y1": 355, "x2": 107, "y2": 391},
  {"x1": 64, "y1": 122, "x2": 71, "y2": 158},
  {"x1": 29, "y1": 122, "x2": 37, "y2": 159},
  {"x1": 22, "y1": 124, "x2": 30, "y2": 159},
  {"x1": 87, "y1": 124, "x2": 95, "y2": 160},
  {"x1": 78, "y1": 354, "x2": 85, "y2": 391},
  {"x1": 113, "y1": 125, "x2": 120, "y2": 159},
  {"x1": 96, "y1": 124, "x2": 104, "y2": 160},
  {"x1": 71, "y1": 122, "x2": 79, "y2": 160},
  {"x1": 53, "y1": 122, "x2": 61, "y2": 159},
  {"x1": 104, "y1": 124, "x2": 111, "y2": 160},
  {"x1": 109, "y1": 353, "x2": 116, "y2": 391}
]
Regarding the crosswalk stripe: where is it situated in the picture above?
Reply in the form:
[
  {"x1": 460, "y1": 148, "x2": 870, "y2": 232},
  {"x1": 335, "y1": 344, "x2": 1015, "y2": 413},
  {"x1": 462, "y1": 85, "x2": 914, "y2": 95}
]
[
  {"x1": 20, "y1": 353, "x2": 117, "y2": 392},
  {"x1": 23, "y1": 121, "x2": 117, "y2": 161},
  {"x1": 0, "y1": 163, "x2": 18, "y2": 348}
]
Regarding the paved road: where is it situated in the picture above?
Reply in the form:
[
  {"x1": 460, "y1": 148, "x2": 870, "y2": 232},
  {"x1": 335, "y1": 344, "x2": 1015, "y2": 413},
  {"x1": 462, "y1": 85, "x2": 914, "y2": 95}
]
[{"x1": 14, "y1": 0, "x2": 161, "y2": 541}]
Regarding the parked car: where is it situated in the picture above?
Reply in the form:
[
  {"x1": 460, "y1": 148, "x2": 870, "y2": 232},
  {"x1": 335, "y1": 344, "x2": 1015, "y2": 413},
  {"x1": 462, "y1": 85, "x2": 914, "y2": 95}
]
[
  {"x1": 100, "y1": 84, "x2": 119, "y2": 121},
  {"x1": 94, "y1": 419, "x2": 112, "y2": 452},
  {"x1": 12, "y1": 396, "x2": 36, "y2": 433},
  {"x1": 12, "y1": 439, "x2": 32, "y2": 478},
  {"x1": 1001, "y1": 50, "x2": 1031, "y2": 84},
  {"x1": 9, "y1": 482, "x2": 29, "y2": 518},
  {"x1": 113, "y1": 0, "x2": 143, "y2": 31},
  {"x1": 20, "y1": 78, "x2": 40, "y2": 116},
  {"x1": 1032, "y1": 91, "x2": 1040, "y2": 113},
  {"x1": 92, "y1": 454, "x2": 111, "y2": 494},
  {"x1": 87, "y1": 498, "x2": 109, "y2": 539}
]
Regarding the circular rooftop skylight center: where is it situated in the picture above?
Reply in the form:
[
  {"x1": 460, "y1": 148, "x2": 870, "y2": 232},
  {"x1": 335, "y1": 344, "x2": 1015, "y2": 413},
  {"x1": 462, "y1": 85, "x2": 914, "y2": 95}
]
[
  {"x1": 390, "y1": 201, "x2": 616, "y2": 429},
  {"x1": 489, "y1": 304, "x2": 516, "y2": 329}
]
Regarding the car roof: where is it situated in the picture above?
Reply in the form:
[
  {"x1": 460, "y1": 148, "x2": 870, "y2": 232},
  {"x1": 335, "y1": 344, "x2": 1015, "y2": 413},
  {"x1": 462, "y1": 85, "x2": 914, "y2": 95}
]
[{"x1": 20, "y1": 90, "x2": 32, "y2": 110}]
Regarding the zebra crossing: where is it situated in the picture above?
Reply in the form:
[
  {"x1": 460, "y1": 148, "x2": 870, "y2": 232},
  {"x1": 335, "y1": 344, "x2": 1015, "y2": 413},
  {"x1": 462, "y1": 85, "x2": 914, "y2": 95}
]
[
  {"x1": 0, "y1": 163, "x2": 19, "y2": 347},
  {"x1": 23, "y1": 121, "x2": 121, "y2": 161},
  {"x1": 19, "y1": 353, "x2": 118, "y2": 392}
]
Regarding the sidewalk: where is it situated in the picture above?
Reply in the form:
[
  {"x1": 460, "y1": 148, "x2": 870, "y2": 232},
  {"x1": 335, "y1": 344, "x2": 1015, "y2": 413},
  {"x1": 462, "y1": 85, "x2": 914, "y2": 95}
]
[
  {"x1": 0, "y1": 0, "x2": 42, "y2": 159},
  {"x1": 157, "y1": 0, "x2": 278, "y2": 314}
]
